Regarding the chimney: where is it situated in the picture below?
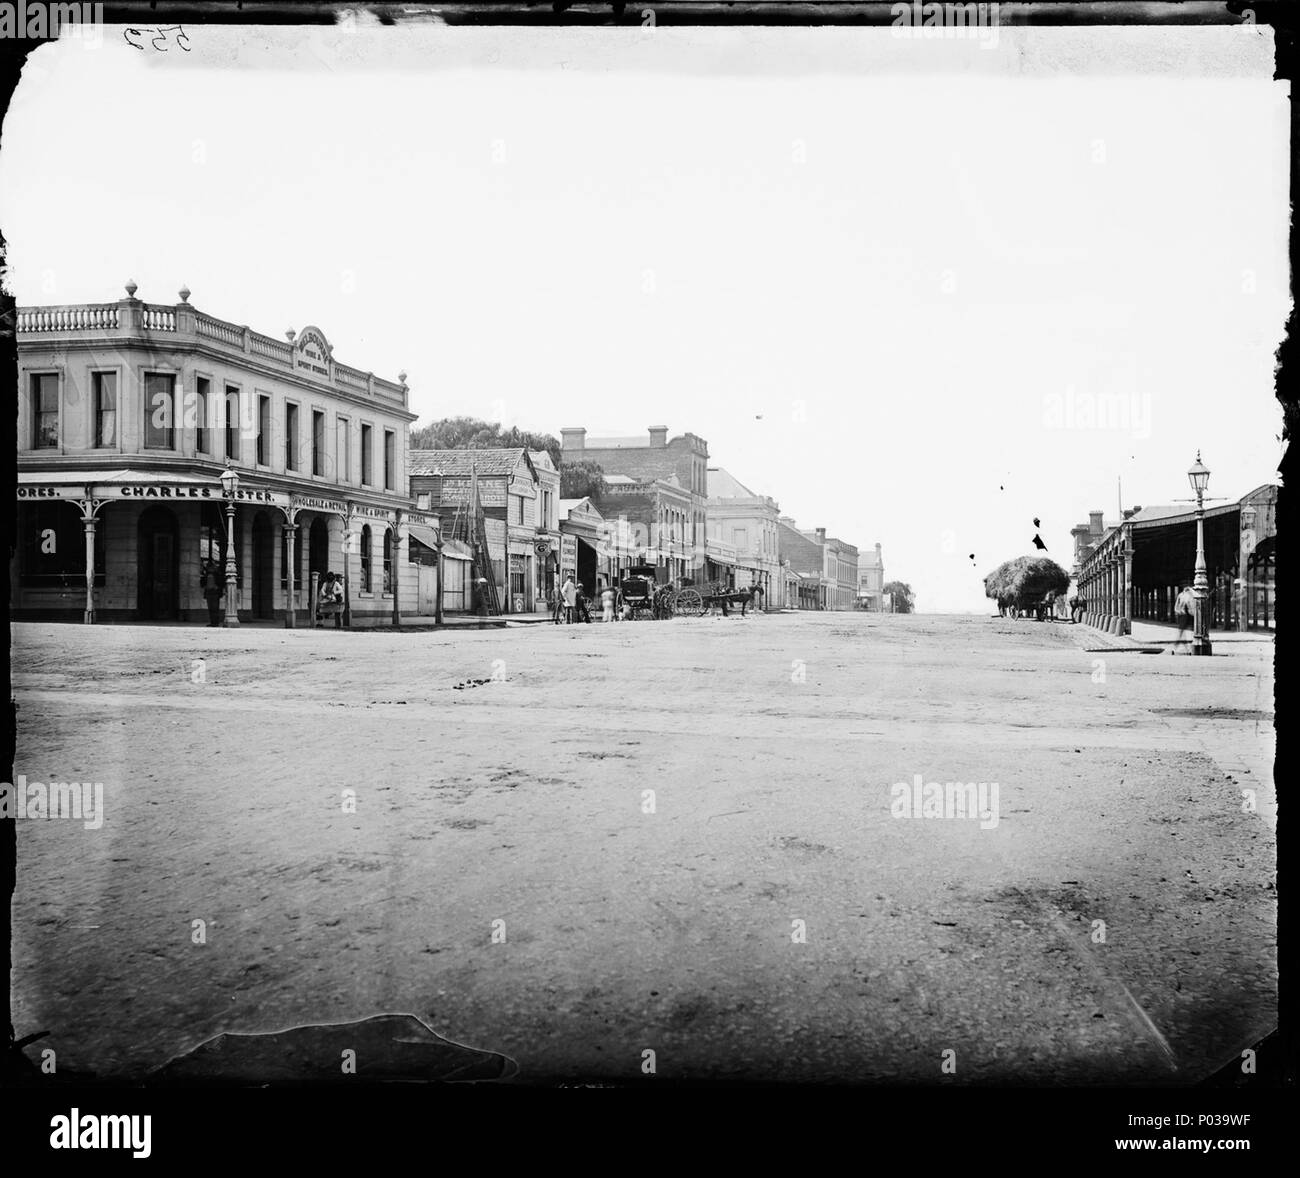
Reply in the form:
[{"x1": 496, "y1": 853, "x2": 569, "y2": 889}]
[
  {"x1": 561, "y1": 427, "x2": 586, "y2": 453},
  {"x1": 1089, "y1": 510, "x2": 1104, "y2": 536},
  {"x1": 648, "y1": 425, "x2": 668, "y2": 448},
  {"x1": 815, "y1": 528, "x2": 826, "y2": 544},
  {"x1": 875, "y1": 542, "x2": 882, "y2": 551}
]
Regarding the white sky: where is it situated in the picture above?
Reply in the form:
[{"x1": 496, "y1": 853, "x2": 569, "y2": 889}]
[{"x1": 1, "y1": 21, "x2": 1288, "y2": 611}]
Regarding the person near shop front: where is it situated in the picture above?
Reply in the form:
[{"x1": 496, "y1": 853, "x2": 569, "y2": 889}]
[
  {"x1": 318, "y1": 572, "x2": 344, "y2": 629},
  {"x1": 601, "y1": 586, "x2": 616, "y2": 623},
  {"x1": 1174, "y1": 584, "x2": 1194, "y2": 651},
  {"x1": 561, "y1": 576, "x2": 577, "y2": 624},
  {"x1": 575, "y1": 583, "x2": 592, "y2": 624},
  {"x1": 201, "y1": 559, "x2": 224, "y2": 627}
]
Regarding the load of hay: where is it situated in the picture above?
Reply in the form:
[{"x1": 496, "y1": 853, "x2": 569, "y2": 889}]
[{"x1": 984, "y1": 556, "x2": 1070, "y2": 615}]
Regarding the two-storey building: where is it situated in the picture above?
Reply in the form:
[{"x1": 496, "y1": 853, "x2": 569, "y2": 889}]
[
  {"x1": 856, "y1": 542, "x2": 885, "y2": 609},
  {"x1": 706, "y1": 467, "x2": 780, "y2": 609},
  {"x1": 408, "y1": 448, "x2": 546, "y2": 614},
  {"x1": 560, "y1": 426, "x2": 709, "y2": 580},
  {"x1": 14, "y1": 282, "x2": 428, "y2": 625}
]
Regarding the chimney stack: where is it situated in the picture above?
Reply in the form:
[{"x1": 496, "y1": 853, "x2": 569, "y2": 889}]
[
  {"x1": 648, "y1": 425, "x2": 668, "y2": 448},
  {"x1": 815, "y1": 527, "x2": 827, "y2": 544},
  {"x1": 561, "y1": 427, "x2": 586, "y2": 453},
  {"x1": 1089, "y1": 510, "x2": 1104, "y2": 536}
]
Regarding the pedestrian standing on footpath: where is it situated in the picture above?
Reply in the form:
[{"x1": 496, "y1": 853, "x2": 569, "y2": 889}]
[
  {"x1": 1174, "y1": 583, "x2": 1194, "y2": 652},
  {"x1": 318, "y1": 572, "x2": 344, "y2": 629},
  {"x1": 575, "y1": 583, "x2": 592, "y2": 624},
  {"x1": 561, "y1": 576, "x2": 577, "y2": 624},
  {"x1": 201, "y1": 559, "x2": 224, "y2": 627},
  {"x1": 601, "y1": 585, "x2": 615, "y2": 623}
]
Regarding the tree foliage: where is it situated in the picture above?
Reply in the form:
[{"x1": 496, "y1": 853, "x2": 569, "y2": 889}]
[
  {"x1": 560, "y1": 459, "x2": 607, "y2": 500},
  {"x1": 984, "y1": 556, "x2": 1070, "y2": 612},
  {"x1": 409, "y1": 416, "x2": 561, "y2": 468},
  {"x1": 883, "y1": 580, "x2": 915, "y2": 614}
]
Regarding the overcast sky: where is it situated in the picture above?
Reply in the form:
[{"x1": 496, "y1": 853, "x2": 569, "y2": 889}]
[{"x1": 1, "y1": 20, "x2": 1287, "y2": 611}]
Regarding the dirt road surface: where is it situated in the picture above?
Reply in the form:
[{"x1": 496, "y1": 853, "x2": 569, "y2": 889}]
[{"x1": 9, "y1": 612, "x2": 1276, "y2": 1084}]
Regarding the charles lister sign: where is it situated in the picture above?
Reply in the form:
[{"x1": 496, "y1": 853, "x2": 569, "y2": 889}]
[{"x1": 18, "y1": 481, "x2": 286, "y2": 505}]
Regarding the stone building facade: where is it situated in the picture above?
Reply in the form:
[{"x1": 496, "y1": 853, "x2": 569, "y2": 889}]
[
  {"x1": 14, "y1": 282, "x2": 426, "y2": 625},
  {"x1": 706, "y1": 466, "x2": 780, "y2": 608}
]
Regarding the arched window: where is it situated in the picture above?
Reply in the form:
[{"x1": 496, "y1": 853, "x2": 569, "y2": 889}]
[
  {"x1": 360, "y1": 525, "x2": 372, "y2": 592},
  {"x1": 382, "y1": 528, "x2": 392, "y2": 593}
]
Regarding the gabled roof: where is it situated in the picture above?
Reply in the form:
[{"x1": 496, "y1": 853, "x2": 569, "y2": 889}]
[
  {"x1": 707, "y1": 467, "x2": 757, "y2": 500},
  {"x1": 559, "y1": 496, "x2": 603, "y2": 519},
  {"x1": 529, "y1": 450, "x2": 558, "y2": 472},
  {"x1": 408, "y1": 448, "x2": 534, "y2": 478}
]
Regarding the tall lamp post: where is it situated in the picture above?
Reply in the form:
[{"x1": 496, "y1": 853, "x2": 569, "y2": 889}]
[
  {"x1": 1188, "y1": 451, "x2": 1211, "y2": 656},
  {"x1": 220, "y1": 467, "x2": 241, "y2": 628}
]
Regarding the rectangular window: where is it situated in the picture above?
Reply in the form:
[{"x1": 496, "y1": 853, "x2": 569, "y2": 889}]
[
  {"x1": 256, "y1": 394, "x2": 271, "y2": 465},
  {"x1": 337, "y1": 418, "x2": 350, "y2": 483},
  {"x1": 194, "y1": 376, "x2": 210, "y2": 454},
  {"x1": 384, "y1": 430, "x2": 395, "y2": 491},
  {"x1": 360, "y1": 423, "x2": 372, "y2": 485},
  {"x1": 21, "y1": 502, "x2": 105, "y2": 584},
  {"x1": 144, "y1": 372, "x2": 175, "y2": 449},
  {"x1": 734, "y1": 527, "x2": 748, "y2": 552},
  {"x1": 31, "y1": 373, "x2": 59, "y2": 448},
  {"x1": 416, "y1": 491, "x2": 431, "y2": 511},
  {"x1": 285, "y1": 403, "x2": 299, "y2": 471},
  {"x1": 510, "y1": 553, "x2": 526, "y2": 600},
  {"x1": 313, "y1": 410, "x2": 325, "y2": 476},
  {"x1": 92, "y1": 372, "x2": 117, "y2": 449},
  {"x1": 225, "y1": 386, "x2": 240, "y2": 461}
]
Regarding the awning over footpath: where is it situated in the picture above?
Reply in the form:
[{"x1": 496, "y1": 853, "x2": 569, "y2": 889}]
[
  {"x1": 442, "y1": 539, "x2": 474, "y2": 562},
  {"x1": 406, "y1": 524, "x2": 440, "y2": 552}
]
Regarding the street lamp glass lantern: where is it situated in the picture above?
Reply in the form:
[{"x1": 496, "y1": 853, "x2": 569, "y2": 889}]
[
  {"x1": 220, "y1": 467, "x2": 239, "y2": 496},
  {"x1": 1187, "y1": 452, "x2": 1210, "y2": 495}
]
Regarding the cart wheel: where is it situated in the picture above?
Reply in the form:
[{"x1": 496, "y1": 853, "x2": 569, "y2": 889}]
[{"x1": 677, "y1": 588, "x2": 703, "y2": 617}]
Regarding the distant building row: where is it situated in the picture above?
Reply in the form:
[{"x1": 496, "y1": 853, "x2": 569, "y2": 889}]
[{"x1": 12, "y1": 284, "x2": 885, "y2": 623}]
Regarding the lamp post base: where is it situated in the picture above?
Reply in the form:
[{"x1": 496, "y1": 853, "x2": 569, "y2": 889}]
[{"x1": 1192, "y1": 636, "x2": 1212, "y2": 656}]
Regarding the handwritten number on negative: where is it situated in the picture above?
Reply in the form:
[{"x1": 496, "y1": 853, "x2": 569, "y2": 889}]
[{"x1": 124, "y1": 26, "x2": 191, "y2": 52}]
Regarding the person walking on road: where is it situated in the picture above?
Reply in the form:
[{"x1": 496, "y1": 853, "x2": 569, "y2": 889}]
[{"x1": 1174, "y1": 584, "x2": 1194, "y2": 652}]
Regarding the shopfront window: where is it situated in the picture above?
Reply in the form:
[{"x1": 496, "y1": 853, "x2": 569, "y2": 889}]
[
  {"x1": 382, "y1": 528, "x2": 393, "y2": 593},
  {"x1": 21, "y1": 502, "x2": 105, "y2": 585}
]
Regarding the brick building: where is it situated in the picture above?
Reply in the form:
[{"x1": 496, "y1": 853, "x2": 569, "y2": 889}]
[
  {"x1": 588, "y1": 474, "x2": 694, "y2": 582},
  {"x1": 776, "y1": 517, "x2": 828, "y2": 608},
  {"x1": 560, "y1": 426, "x2": 709, "y2": 580}
]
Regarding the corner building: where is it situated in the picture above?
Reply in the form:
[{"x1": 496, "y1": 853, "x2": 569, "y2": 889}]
[{"x1": 14, "y1": 282, "x2": 429, "y2": 625}]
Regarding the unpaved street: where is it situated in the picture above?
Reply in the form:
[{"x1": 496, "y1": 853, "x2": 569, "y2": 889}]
[{"x1": 10, "y1": 613, "x2": 1276, "y2": 1083}]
